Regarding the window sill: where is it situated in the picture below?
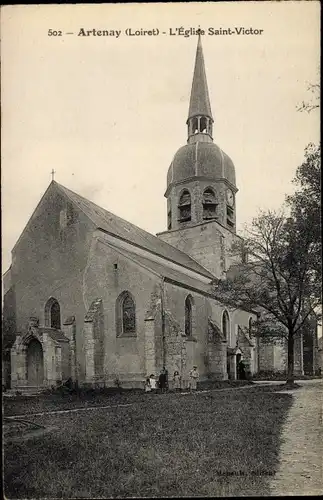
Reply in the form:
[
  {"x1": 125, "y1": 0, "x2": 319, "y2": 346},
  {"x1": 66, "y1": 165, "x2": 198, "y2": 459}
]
[
  {"x1": 117, "y1": 332, "x2": 137, "y2": 338},
  {"x1": 183, "y1": 335, "x2": 197, "y2": 342}
]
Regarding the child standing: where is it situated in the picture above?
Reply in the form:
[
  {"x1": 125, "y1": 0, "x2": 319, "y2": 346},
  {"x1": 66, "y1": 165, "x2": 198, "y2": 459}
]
[
  {"x1": 149, "y1": 374, "x2": 157, "y2": 392},
  {"x1": 189, "y1": 366, "x2": 199, "y2": 391},
  {"x1": 144, "y1": 377, "x2": 151, "y2": 393},
  {"x1": 173, "y1": 371, "x2": 181, "y2": 391}
]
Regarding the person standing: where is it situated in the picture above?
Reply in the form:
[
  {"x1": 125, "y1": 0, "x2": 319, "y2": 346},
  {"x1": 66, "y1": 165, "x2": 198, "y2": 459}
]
[
  {"x1": 189, "y1": 366, "x2": 199, "y2": 391},
  {"x1": 149, "y1": 374, "x2": 157, "y2": 392},
  {"x1": 173, "y1": 370, "x2": 181, "y2": 391},
  {"x1": 238, "y1": 360, "x2": 246, "y2": 380},
  {"x1": 163, "y1": 366, "x2": 169, "y2": 391},
  {"x1": 158, "y1": 369, "x2": 167, "y2": 393},
  {"x1": 144, "y1": 377, "x2": 151, "y2": 393}
]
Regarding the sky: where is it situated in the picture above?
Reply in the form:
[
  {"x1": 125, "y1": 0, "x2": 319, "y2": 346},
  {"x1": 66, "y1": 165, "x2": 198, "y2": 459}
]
[{"x1": 1, "y1": 2, "x2": 320, "y2": 276}]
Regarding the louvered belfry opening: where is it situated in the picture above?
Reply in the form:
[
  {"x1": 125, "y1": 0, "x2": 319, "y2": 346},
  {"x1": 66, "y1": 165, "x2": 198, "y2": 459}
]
[
  {"x1": 178, "y1": 190, "x2": 191, "y2": 222},
  {"x1": 203, "y1": 187, "x2": 217, "y2": 220}
]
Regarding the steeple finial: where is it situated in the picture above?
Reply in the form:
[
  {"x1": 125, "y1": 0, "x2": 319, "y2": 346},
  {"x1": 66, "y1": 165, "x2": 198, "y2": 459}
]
[{"x1": 187, "y1": 34, "x2": 213, "y2": 122}]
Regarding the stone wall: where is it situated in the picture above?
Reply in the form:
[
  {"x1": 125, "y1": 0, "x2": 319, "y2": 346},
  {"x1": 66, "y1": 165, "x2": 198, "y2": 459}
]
[
  {"x1": 10, "y1": 184, "x2": 96, "y2": 383},
  {"x1": 83, "y1": 298, "x2": 105, "y2": 384},
  {"x1": 237, "y1": 327, "x2": 254, "y2": 367},
  {"x1": 144, "y1": 319, "x2": 156, "y2": 377},
  {"x1": 62, "y1": 317, "x2": 77, "y2": 382},
  {"x1": 158, "y1": 220, "x2": 241, "y2": 279},
  {"x1": 163, "y1": 281, "x2": 210, "y2": 381},
  {"x1": 144, "y1": 284, "x2": 164, "y2": 378},
  {"x1": 257, "y1": 333, "x2": 306, "y2": 376},
  {"x1": 83, "y1": 298, "x2": 104, "y2": 383},
  {"x1": 164, "y1": 309, "x2": 186, "y2": 381},
  {"x1": 207, "y1": 319, "x2": 227, "y2": 379},
  {"x1": 82, "y1": 235, "x2": 159, "y2": 387},
  {"x1": 258, "y1": 342, "x2": 275, "y2": 372},
  {"x1": 294, "y1": 332, "x2": 304, "y2": 376}
]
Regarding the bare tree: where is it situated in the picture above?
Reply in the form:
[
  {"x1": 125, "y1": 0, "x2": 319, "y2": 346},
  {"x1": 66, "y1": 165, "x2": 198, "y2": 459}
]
[
  {"x1": 297, "y1": 80, "x2": 320, "y2": 113},
  {"x1": 213, "y1": 210, "x2": 321, "y2": 385}
]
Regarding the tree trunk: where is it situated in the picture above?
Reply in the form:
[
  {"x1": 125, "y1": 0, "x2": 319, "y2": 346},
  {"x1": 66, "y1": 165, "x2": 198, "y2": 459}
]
[{"x1": 287, "y1": 331, "x2": 294, "y2": 384}]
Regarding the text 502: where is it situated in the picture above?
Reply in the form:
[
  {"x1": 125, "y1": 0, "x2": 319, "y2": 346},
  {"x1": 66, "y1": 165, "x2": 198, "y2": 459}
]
[{"x1": 48, "y1": 29, "x2": 62, "y2": 36}]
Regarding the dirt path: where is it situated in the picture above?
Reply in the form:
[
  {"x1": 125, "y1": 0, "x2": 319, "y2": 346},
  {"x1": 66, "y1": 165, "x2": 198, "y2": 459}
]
[{"x1": 270, "y1": 379, "x2": 323, "y2": 496}]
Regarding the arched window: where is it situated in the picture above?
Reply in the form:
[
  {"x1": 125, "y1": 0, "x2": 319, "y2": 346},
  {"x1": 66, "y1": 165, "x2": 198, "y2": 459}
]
[
  {"x1": 178, "y1": 190, "x2": 191, "y2": 223},
  {"x1": 116, "y1": 291, "x2": 136, "y2": 336},
  {"x1": 222, "y1": 310, "x2": 230, "y2": 342},
  {"x1": 185, "y1": 295, "x2": 194, "y2": 337},
  {"x1": 45, "y1": 298, "x2": 61, "y2": 329},
  {"x1": 188, "y1": 116, "x2": 212, "y2": 136},
  {"x1": 200, "y1": 117, "x2": 207, "y2": 133},
  {"x1": 203, "y1": 188, "x2": 217, "y2": 220},
  {"x1": 192, "y1": 117, "x2": 199, "y2": 134}
]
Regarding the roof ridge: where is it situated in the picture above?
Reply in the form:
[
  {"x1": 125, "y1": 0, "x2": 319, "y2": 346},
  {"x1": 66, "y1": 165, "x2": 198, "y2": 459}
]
[{"x1": 55, "y1": 182, "x2": 214, "y2": 279}]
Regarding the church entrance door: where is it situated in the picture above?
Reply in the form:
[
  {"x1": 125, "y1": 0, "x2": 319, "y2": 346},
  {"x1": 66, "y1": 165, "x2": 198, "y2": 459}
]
[{"x1": 27, "y1": 339, "x2": 44, "y2": 386}]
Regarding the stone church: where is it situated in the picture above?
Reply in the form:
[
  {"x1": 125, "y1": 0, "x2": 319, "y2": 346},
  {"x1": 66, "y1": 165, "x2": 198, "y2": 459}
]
[{"x1": 2, "y1": 36, "x2": 316, "y2": 390}]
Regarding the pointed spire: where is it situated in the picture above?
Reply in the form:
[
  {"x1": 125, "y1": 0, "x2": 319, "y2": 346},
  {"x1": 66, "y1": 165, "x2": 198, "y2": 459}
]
[{"x1": 187, "y1": 35, "x2": 213, "y2": 121}]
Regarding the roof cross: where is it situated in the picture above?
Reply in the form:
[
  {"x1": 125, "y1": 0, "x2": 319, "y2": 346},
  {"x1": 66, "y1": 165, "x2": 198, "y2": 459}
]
[{"x1": 51, "y1": 169, "x2": 56, "y2": 181}]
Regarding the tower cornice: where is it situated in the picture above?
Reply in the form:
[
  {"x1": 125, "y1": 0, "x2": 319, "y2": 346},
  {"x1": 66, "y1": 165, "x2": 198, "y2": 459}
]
[{"x1": 165, "y1": 176, "x2": 238, "y2": 198}]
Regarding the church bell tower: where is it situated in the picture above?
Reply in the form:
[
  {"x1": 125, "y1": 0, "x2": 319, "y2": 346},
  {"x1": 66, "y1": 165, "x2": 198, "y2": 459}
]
[
  {"x1": 157, "y1": 35, "x2": 239, "y2": 278},
  {"x1": 164, "y1": 35, "x2": 238, "y2": 234}
]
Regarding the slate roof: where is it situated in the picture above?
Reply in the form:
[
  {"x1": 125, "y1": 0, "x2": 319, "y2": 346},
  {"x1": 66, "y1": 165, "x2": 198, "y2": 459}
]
[
  {"x1": 39, "y1": 328, "x2": 69, "y2": 343},
  {"x1": 112, "y1": 246, "x2": 215, "y2": 296},
  {"x1": 55, "y1": 182, "x2": 214, "y2": 279},
  {"x1": 208, "y1": 317, "x2": 225, "y2": 340},
  {"x1": 167, "y1": 142, "x2": 236, "y2": 190},
  {"x1": 84, "y1": 298, "x2": 102, "y2": 322}
]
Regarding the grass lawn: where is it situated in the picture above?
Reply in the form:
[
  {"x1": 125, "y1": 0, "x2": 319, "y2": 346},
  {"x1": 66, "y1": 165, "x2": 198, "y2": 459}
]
[
  {"x1": 3, "y1": 380, "x2": 252, "y2": 417},
  {"x1": 4, "y1": 390, "x2": 293, "y2": 498}
]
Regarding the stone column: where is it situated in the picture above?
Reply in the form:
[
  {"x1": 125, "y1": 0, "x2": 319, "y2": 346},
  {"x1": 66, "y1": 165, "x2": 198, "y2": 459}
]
[
  {"x1": 222, "y1": 342, "x2": 228, "y2": 380},
  {"x1": 207, "y1": 341, "x2": 225, "y2": 380},
  {"x1": 144, "y1": 318, "x2": 156, "y2": 377},
  {"x1": 62, "y1": 318, "x2": 77, "y2": 382},
  {"x1": 181, "y1": 336, "x2": 187, "y2": 381},
  {"x1": 230, "y1": 354, "x2": 237, "y2": 380},
  {"x1": 13, "y1": 344, "x2": 27, "y2": 387},
  {"x1": 10, "y1": 347, "x2": 18, "y2": 387},
  {"x1": 164, "y1": 331, "x2": 184, "y2": 380},
  {"x1": 20, "y1": 351, "x2": 27, "y2": 386},
  {"x1": 42, "y1": 333, "x2": 51, "y2": 386},
  {"x1": 84, "y1": 322, "x2": 95, "y2": 384},
  {"x1": 70, "y1": 335, "x2": 77, "y2": 382},
  {"x1": 11, "y1": 335, "x2": 24, "y2": 388},
  {"x1": 55, "y1": 346, "x2": 62, "y2": 384}
]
